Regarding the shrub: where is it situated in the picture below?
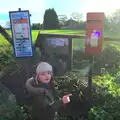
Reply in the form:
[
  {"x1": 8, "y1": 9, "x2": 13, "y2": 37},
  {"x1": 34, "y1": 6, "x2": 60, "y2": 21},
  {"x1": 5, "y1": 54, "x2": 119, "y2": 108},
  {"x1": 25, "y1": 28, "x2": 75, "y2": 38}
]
[
  {"x1": 1, "y1": 39, "x2": 120, "y2": 119},
  {"x1": 89, "y1": 74, "x2": 120, "y2": 120},
  {"x1": 73, "y1": 43, "x2": 120, "y2": 75}
]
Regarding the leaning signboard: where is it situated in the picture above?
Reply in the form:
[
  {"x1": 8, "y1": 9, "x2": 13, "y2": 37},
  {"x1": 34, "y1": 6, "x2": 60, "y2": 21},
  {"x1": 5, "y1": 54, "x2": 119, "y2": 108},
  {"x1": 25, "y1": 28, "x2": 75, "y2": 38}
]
[{"x1": 9, "y1": 10, "x2": 33, "y2": 58}]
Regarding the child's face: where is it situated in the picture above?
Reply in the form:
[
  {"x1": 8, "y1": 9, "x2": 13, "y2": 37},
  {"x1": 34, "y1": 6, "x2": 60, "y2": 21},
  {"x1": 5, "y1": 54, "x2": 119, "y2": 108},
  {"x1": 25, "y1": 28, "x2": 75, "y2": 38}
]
[{"x1": 38, "y1": 71, "x2": 52, "y2": 83}]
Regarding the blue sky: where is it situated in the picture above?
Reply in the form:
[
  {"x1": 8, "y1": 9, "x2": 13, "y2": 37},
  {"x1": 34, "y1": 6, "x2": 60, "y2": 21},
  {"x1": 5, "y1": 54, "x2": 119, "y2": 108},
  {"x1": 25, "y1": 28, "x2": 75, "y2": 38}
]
[{"x1": 0, "y1": 0, "x2": 120, "y2": 27}]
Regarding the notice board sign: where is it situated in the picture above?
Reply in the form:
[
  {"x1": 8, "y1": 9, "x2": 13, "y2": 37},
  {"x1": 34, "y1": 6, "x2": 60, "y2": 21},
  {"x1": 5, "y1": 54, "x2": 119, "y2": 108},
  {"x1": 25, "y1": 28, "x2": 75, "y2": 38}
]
[
  {"x1": 85, "y1": 12, "x2": 104, "y2": 54},
  {"x1": 47, "y1": 38, "x2": 69, "y2": 47},
  {"x1": 9, "y1": 10, "x2": 33, "y2": 58},
  {"x1": 46, "y1": 37, "x2": 69, "y2": 54}
]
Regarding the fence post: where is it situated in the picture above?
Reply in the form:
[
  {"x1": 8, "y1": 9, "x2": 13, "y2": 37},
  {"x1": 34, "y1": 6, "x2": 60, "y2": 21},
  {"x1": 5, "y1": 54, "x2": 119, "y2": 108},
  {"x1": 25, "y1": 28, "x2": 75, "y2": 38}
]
[
  {"x1": 68, "y1": 37, "x2": 72, "y2": 71},
  {"x1": 88, "y1": 55, "x2": 93, "y2": 101}
]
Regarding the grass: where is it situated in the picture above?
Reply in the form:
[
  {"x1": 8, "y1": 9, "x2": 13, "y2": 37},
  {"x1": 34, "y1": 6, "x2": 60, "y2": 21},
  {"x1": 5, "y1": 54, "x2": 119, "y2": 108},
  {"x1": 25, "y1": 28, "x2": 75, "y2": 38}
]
[
  {"x1": 0, "y1": 29, "x2": 84, "y2": 46},
  {"x1": 0, "y1": 29, "x2": 120, "y2": 46},
  {"x1": 40, "y1": 29, "x2": 85, "y2": 35}
]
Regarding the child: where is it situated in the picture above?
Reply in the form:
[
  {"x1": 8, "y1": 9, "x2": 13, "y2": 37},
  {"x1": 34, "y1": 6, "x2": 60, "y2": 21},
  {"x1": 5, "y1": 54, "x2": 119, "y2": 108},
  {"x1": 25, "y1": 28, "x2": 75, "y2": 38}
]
[{"x1": 26, "y1": 62, "x2": 72, "y2": 120}]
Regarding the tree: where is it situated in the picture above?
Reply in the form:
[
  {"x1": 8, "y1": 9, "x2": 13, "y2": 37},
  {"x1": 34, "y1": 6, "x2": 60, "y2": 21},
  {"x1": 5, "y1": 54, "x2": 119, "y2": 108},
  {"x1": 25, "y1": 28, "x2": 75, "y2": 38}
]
[
  {"x1": 5, "y1": 21, "x2": 10, "y2": 29},
  {"x1": 43, "y1": 8, "x2": 59, "y2": 29},
  {"x1": 79, "y1": 21, "x2": 86, "y2": 30},
  {"x1": 109, "y1": 9, "x2": 120, "y2": 33},
  {"x1": 58, "y1": 15, "x2": 68, "y2": 26},
  {"x1": 70, "y1": 12, "x2": 83, "y2": 23},
  {"x1": 104, "y1": 14, "x2": 110, "y2": 31},
  {"x1": 32, "y1": 23, "x2": 41, "y2": 30}
]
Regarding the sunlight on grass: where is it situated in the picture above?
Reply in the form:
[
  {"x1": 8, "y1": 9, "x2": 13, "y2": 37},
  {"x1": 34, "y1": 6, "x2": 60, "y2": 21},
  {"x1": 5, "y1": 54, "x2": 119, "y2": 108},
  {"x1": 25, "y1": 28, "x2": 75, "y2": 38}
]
[
  {"x1": 72, "y1": 38, "x2": 85, "y2": 51},
  {"x1": 1, "y1": 29, "x2": 120, "y2": 46},
  {"x1": 40, "y1": 29, "x2": 84, "y2": 35},
  {"x1": 0, "y1": 35, "x2": 10, "y2": 45}
]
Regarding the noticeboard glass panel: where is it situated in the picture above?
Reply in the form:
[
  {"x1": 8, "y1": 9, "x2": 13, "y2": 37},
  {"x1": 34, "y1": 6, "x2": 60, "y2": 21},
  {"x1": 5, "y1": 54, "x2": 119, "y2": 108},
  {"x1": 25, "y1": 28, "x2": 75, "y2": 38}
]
[{"x1": 46, "y1": 37, "x2": 69, "y2": 54}]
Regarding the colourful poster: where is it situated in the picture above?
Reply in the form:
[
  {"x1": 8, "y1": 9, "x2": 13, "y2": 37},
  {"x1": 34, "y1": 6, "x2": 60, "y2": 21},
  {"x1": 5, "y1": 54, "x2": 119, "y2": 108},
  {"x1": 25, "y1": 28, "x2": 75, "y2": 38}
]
[{"x1": 9, "y1": 10, "x2": 33, "y2": 57}]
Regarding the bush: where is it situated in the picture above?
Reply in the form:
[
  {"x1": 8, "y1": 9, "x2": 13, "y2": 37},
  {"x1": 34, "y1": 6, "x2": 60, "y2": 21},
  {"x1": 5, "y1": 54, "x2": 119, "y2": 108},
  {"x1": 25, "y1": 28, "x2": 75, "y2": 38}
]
[
  {"x1": 89, "y1": 74, "x2": 120, "y2": 120},
  {"x1": 0, "y1": 45, "x2": 15, "y2": 65},
  {"x1": 73, "y1": 43, "x2": 120, "y2": 75},
  {"x1": 55, "y1": 70, "x2": 120, "y2": 120},
  {"x1": 1, "y1": 39, "x2": 120, "y2": 119},
  {"x1": 1, "y1": 67, "x2": 120, "y2": 120},
  {"x1": 0, "y1": 45, "x2": 25, "y2": 79},
  {"x1": 0, "y1": 83, "x2": 33, "y2": 120}
]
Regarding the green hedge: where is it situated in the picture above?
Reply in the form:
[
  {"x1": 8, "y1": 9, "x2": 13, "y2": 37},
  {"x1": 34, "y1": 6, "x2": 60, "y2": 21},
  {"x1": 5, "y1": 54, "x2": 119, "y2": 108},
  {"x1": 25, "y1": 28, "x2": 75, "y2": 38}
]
[
  {"x1": 1, "y1": 69, "x2": 120, "y2": 119},
  {"x1": 1, "y1": 42, "x2": 120, "y2": 119}
]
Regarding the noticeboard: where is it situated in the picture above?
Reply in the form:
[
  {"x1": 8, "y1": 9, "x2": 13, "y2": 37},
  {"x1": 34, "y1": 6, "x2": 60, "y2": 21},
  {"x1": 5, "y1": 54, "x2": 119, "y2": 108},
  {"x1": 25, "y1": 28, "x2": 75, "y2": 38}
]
[
  {"x1": 34, "y1": 33, "x2": 72, "y2": 73},
  {"x1": 9, "y1": 10, "x2": 33, "y2": 58}
]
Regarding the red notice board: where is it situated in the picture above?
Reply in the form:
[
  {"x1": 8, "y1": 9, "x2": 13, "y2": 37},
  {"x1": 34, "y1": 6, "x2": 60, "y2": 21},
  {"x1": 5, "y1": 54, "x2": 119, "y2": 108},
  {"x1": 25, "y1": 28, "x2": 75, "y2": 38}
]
[{"x1": 85, "y1": 12, "x2": 104, "y2": 54}]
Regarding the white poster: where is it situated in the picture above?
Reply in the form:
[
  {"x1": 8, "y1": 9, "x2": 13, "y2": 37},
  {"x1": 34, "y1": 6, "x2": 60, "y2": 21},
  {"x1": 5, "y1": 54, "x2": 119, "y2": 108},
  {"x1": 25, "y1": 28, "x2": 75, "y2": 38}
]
[
  {"x1": 47, "y1": 38, "x2": 68, "y2": 46},
  {"x1": 14, "y1": 23, "x2": 29, "y2": 39},
  {"x1": 55, "y1": 38, "x2": 65, "y2": 46}
]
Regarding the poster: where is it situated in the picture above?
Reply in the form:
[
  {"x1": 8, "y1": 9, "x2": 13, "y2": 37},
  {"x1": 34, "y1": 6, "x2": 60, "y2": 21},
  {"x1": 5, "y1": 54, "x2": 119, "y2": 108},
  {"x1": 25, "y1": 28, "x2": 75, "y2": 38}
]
[
  {"x1": 47, "y1": 38, "x2": 68, "y2": 47},
  {"x1": 9, "y1": 10, "x2": 33, "y2": 57}
]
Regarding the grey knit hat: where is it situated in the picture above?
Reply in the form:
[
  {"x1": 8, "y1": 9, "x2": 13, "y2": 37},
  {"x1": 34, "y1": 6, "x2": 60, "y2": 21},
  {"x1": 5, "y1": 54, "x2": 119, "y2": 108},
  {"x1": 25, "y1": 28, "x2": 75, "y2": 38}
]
[{"x1": 36, "y1": 62, "x2": 53, "y2": 74}]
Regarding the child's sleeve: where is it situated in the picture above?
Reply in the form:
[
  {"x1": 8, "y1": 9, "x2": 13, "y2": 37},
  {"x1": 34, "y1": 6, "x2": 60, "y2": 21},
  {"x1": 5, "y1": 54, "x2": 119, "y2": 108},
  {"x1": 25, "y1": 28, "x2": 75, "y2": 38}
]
[
  {"x1": 26, "y1": 77, "x2": 49, "y2": 95},
  {"x1": 48, "y1": 98, "x2": 64, "y2": 112}
]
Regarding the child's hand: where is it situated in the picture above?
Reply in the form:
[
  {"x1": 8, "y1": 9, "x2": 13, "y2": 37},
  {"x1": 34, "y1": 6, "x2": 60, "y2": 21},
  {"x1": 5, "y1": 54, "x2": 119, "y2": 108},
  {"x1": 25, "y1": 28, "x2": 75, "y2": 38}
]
[{"x1": 62, "y1": 94, "x2": 72, "y2": 104}]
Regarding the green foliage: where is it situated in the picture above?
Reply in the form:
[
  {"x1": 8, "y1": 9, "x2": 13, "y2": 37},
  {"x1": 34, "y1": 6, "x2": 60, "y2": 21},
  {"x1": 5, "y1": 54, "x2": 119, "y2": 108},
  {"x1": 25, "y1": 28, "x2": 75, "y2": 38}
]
[
  {"x1": 1, "y1": 29, "x2": 120, "y2": 119},
  {"x1": 101, "y1": 43, "x2": 120, "y2": 74},
  {"x1": 89, "y1": 74, "x2": 120, "y2": 120},
  {"x1": 0, "y1": 83, "x2": 32, "y2": 120},
  {"x1": 43, "y1": 8, "x2": 60, "y2": 29},
  {"x1": 108, "y1": 9, "x2": 120, "y2": 33},
  {"x1": 54, "y1": 69, "x2": 120, "y2": 120},
  {"x1": 55, "y1": 70, "x2": 88, "y2": 96},
  {"x1": 58, "y1": 15, "x2": 68, "y2": 26},
  {"x1": 0, "y1": 45, "x2": 15, "y2": 65},
  {"x1": 0, "y1": 45, "x2": 15, "y2": 76},
  {"x1": 1, "y1": 67, "x2": 120, "y2": 120},
  {"x1": 0, "y1": 104, "x2": 33, "y2": 120},
  {"x1": 0, "y1": 45, "x2": 25, "y2": 78},
  {"x1": 8, "y1": 105, "x2": 32, "y2": 120},
  {"x1": 73, "y1": 43, "x2": 120, "y2": 75},
  {"x1": 104, "y1": 14, "x2": 110, "y2": 31},
  {"x1": 32, "y1": 23, "x2": 41, "y2": 30}
]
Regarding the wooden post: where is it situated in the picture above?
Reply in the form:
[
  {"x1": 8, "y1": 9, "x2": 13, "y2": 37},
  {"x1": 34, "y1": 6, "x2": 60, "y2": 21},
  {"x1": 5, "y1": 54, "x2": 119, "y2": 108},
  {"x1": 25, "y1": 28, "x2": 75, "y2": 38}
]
[
  {"x1": 88, "y1": 55, "x2": 93, "y2": 101},
  {"x1": 68, "y1": 37, "x2": 72, "y2": 71}
]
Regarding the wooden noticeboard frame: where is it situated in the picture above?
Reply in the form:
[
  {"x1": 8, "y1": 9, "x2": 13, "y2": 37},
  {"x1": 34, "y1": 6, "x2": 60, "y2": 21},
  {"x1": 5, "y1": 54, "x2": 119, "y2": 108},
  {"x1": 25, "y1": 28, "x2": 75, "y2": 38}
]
[{"x1": 35, "y1": 33, "x2": 73, "y2": 71}]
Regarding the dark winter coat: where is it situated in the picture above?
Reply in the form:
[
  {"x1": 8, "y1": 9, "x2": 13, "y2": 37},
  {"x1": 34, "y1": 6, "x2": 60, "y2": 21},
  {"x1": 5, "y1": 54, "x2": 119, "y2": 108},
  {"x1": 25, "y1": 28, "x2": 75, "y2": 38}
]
[{"x1": 26, "y1": 77, "x2": 63, "y2": 120}]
